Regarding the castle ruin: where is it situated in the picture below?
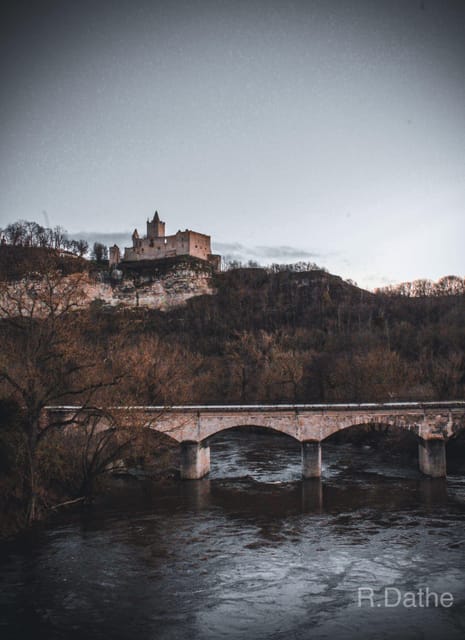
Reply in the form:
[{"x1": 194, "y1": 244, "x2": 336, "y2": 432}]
[{"x1": 109, "y1": 211, "x2": 220, "y2": 271}]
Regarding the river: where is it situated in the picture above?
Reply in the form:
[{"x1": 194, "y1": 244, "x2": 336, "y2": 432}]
[{"x1": 1, "y1": 430, "x2": 465, "y2": 639}]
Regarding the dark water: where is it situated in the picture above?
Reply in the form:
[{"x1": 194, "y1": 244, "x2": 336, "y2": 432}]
[{"x1": 1, "y1": 432, "x2": 465, "y2": 640}]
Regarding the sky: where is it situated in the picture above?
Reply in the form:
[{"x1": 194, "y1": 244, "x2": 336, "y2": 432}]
[{"x1": 0, "y1": 0, "x2": 464, "y2": 289}]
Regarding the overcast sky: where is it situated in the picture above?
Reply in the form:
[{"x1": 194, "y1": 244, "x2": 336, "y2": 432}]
[{"x1": 1, "y1": 0, "x2": 464, "y2": 288}]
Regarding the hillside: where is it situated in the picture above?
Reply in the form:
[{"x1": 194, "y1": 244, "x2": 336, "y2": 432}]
[
  {"x1": 82, "y1": 265, "x2": 465, "y2": 405},
  {"x1": 1, "y1": 245, "x2": 464, "y2": 404}
]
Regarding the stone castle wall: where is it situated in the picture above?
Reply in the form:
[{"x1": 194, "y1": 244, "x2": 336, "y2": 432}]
[
  {"x1": 117, "y1": 211, "x2": 220, "y2": 268},
  {"x1": 123, "y1": 229, "x2": 213, "y2": 263}
]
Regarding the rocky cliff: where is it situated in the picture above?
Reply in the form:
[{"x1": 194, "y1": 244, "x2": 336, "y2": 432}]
[
  {"x1": 0, "y1": 252, "x2": 216, "y2": 315},
  {"x1": 90, "y1": 262, "x2": 215, "y2": 310}
]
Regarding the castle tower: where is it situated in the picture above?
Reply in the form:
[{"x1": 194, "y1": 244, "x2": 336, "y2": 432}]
[
  {"x1": 132, "y1": 228, "x2": 140, "y2": 248},
  {"x1": 147, "y1": 211, "x2": 165, "y2": 239},
  {"x1": 109, "y1": 244, "x2": 121, "y2": 268}
]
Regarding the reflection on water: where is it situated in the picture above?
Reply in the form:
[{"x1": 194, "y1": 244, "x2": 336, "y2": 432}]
[{"x1": 1, "y1": 431, "x2": 465, "y2": 640}]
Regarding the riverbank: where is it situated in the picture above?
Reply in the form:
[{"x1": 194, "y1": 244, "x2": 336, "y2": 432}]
[{"x1": 0, "y1": 433, "x2": 180, "y2": 540}]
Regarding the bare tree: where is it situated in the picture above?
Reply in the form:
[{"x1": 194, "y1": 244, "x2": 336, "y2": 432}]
[
  {"x1": 71, "y1": 239, "x2": 89, "y2": 257},
  {"x1": 91, "y1": 242, "x2": 108, "y2": 262},
  {"x1": 0, "y1": 256, "x2": 121, "y2": 521},
  {"x1": 51, "y1": 225, "x2": 68, "y2": 251},
  {"x1": 0, "y1": 219, "x2": 90, "y2": 257}
]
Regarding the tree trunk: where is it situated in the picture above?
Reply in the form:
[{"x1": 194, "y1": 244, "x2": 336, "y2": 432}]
[
  {"x1": 26, "y1": 444, "x2": 37, "y2": 524},
  {"x1": 26, "y1": 415, "x2": 40, "y2": 524}
]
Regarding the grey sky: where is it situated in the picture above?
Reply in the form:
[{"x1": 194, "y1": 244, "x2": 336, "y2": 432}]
[{"x1": 1, "y1": 0, "x2": 464, "y2": 288}]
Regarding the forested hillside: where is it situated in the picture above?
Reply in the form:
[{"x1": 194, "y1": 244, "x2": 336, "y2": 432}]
[
  {"x1": 94, "y1": 266, "x2": 465, "y2": 404},
  {"x1": 1, "y1": 247, "x2": 464, "y2": 532}
]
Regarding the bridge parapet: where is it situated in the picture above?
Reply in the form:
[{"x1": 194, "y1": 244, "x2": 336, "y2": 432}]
[{"x1": 45, "y1": 402, "x2": 465, "y2": 443}]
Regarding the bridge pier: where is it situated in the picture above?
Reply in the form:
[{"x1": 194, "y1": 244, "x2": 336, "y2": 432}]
[
  {"x1": 418, "y1": 439, "x2": 446, "y2": 478},
  {"x1": 180, "y1": 441, "x2": 210, "y2": 480},
  {"x1": 302, "y1": 441, "x2": 322, "y2": 478}
]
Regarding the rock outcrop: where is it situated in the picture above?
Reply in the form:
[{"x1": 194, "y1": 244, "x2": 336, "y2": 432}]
[
  {"x1": 91, "y1": 262, "x2": 215, "y2": 310},
  {"x1": 0, "y1": 255, "x2": 216, "y2": 316}
]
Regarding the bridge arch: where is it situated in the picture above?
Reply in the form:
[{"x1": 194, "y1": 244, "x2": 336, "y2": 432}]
[
  {"x1": 318, "y1": 415, "x2": 423, "y2": 442},
  {"x1": 181, "y1": 424, "x2": 301, "y2": 481},
  {"x1": 322, "y1": 421, "x2": 421, "y2": 444},
  {"x1": 321, "y1": 422, "x2": 420, "y2": 475},
  {"x1": 205, "y1": 425, "x2": 301, "y2": 480},
  {"x1": 201, "y1": 423, "x2": 301, "y2": 444}
]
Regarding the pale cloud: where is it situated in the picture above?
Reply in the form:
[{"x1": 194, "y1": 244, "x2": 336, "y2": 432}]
[
  {"x1": 73, "y1": 231, "x2": 132, "y2": 248},
  {"x1": 213, "y1": 242, "x2": 321, "y2": 264}
]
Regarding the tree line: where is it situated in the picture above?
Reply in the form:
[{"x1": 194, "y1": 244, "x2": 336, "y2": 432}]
[
  {"x1": 376, "y1": 275, "x2": 465, "y2": 297},
  {"x1": 0, "y1": 219, "x2": 110, "y2": 262}
]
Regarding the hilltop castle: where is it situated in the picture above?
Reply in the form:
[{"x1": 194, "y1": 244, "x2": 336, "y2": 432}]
[{"x1": 109, "y1": 211, "x2": 221, "y2": 271}]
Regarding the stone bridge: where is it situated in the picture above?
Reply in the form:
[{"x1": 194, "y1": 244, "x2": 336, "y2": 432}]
[{"x1": 46, "y1": 402, "x2": 465, "y2": 479}]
